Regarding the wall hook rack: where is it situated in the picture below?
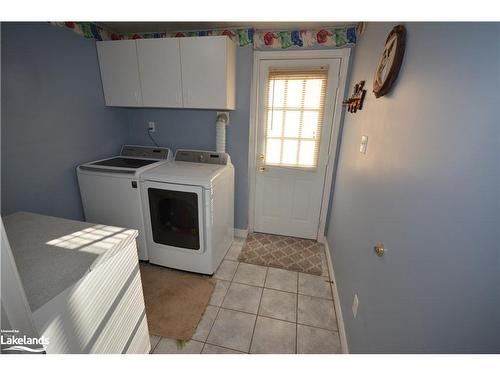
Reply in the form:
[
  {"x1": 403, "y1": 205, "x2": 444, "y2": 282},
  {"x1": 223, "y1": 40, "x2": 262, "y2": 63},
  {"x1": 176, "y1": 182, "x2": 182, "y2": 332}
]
[{"x1": 343, "y1": 80, "x2": 367, "y2": 113}]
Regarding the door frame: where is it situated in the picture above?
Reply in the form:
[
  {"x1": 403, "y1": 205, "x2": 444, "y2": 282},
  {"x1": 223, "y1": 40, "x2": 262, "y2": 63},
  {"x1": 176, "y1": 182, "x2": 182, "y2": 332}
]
[{"x1": 247, "y1": 48, "x2": 352, "y2": 241}]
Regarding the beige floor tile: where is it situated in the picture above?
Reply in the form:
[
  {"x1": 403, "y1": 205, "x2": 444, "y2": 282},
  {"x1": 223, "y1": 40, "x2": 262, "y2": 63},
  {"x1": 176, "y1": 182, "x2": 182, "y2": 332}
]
[
  {"x1": 233, "y1": 263, "x2": 268, "y2": 287},
  {"x1": 222, "y1": 282, "x2": 263, "y2": 314},
  {"x1": 265, "y1": 267, "x2": 298, "y2": 293},
  {"x1": 297, "y1": 325, "x2": 341, "y2": 354},
  {"x1": 298, "y1": 294, "x2": 338, "y2": 331},
  {"x1": 206, "y1": 308, "x2": 256, "y2": 352},
  {"x1": 225, "y1": 243, "x2": 244, "y2": 261},
  {"x1": 259, "y1": 288, "x2": 297, "y2": 322},
  {"x1": 209, "y1": 279, "x2": 230, "y2": 307},
  {"x1": 298, "y1": 273, "x2": 333, "y2": 299},
  {"x1": 192, "y1": 305, "x2": 219, "y2": 341},
  {"x1": 149, "y1": 335, "x2": 161, "y2": 353},
  {"x1": 250, "y1": 316, "x2": 296, "y2": 354},
  {"x1": 201, "y1": 343, "x2": 244, "y2": 354},
  {"x1": 214, "y1": 260, "x2": 238, "y2": 281},
  {"x1": 152, "y1": 338, "x2": 204, "y2": 354}
]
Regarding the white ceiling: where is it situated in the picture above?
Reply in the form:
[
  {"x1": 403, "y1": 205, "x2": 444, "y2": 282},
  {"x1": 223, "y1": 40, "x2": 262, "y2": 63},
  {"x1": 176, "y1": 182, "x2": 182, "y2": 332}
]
[{"x1": 98, "y1": 22, "x2": 355, "y2": 34}]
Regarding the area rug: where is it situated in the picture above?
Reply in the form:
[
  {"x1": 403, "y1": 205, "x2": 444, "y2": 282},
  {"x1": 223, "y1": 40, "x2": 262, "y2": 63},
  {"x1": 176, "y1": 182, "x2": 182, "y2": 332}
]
[
  {"x1": 237, "y1": 232, "x2": 324, "y2": 276},
  {"x1": 139, "y1": 263, "x2": 215, "y2": 341}
]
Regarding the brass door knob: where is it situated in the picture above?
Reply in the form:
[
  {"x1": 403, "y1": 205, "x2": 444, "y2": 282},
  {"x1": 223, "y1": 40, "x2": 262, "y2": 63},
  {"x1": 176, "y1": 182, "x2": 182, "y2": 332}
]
[
  {"x1": 259, "y1": 166, "x2": 266, "y2": 172},
  {"x1": 259, "y1": 154, "x2": 265, "y2": 160},
  {"x1": 374, "y1": 241, "x2": 385, "y2": 257}
]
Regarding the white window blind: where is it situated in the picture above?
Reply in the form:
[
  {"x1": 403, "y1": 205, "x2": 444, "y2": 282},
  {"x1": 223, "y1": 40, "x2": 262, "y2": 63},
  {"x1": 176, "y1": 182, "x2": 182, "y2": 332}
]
[{"x1": 264, "y1": 68, "x2": 328, "y2": 169}]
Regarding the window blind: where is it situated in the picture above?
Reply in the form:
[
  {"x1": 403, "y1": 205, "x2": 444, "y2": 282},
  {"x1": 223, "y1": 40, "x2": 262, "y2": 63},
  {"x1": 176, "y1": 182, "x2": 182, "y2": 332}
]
[{"x1": 264, "y1": 68, "x2": 328, "y2": 169}]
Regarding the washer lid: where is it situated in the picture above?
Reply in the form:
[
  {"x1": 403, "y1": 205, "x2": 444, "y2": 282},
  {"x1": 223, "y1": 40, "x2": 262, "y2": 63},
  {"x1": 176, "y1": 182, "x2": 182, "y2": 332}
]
[
  {"x1": 78, "y1": 145, "x2": 172, "y2": 176},
  {"x1": 90, "y1": 157, "x2": 158, "y2": 169},
  {"x1": 141, "y1": 161, "x2": 226, "y2": 188}
]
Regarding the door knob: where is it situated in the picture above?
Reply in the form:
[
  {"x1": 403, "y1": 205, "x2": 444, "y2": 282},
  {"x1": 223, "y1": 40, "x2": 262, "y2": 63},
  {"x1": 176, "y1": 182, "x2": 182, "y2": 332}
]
[
  {"x1": 374, "y1": 241, "x2": 385, "y2": 257},
  {"x1": 259, "y1": 166, "x2": 266, "y2": 172},
  {"x1": 259, "y1": 154, "x2": 265, "y2": 160}
]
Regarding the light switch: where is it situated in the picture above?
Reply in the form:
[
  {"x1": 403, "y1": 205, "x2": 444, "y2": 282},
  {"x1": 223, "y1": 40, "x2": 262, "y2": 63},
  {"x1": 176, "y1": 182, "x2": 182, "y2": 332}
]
[{"x1": 360, "y1": 135, "x2": 368, "y2": 154}]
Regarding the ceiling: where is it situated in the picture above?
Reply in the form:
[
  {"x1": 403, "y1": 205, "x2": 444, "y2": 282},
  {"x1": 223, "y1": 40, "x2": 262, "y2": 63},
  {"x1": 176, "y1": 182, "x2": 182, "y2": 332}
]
[{"x1": 98, "y1": 22, "x2": 354, "y2": 34}]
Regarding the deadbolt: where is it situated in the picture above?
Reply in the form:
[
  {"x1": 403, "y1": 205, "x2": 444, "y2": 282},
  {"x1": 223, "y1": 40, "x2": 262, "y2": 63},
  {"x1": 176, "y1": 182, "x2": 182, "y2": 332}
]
[{"x1": 259, "y1": 166, "x2": 266, "y2": 172}]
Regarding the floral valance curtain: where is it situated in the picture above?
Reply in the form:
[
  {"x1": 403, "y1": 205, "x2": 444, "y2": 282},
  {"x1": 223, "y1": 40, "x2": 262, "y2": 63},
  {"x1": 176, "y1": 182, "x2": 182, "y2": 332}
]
[{"x1": 51, "y1": 22, "x2": 358, "y2": 49}]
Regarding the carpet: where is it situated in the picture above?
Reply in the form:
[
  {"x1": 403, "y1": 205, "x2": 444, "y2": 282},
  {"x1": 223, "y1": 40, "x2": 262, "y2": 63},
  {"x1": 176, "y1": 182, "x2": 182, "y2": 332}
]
[
  {"x1": 139, "y1": 263, "x2": 215, "y2": 341},
  {"x1": 237, "y1": 232, "x2": 324, "y2": 276}
]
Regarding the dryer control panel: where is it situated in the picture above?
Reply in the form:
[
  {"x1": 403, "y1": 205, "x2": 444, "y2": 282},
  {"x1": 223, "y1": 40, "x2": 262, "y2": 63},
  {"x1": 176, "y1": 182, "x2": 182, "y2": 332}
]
[{"x1": 175, "y1": 150, "x2": 229, "y2": 165}]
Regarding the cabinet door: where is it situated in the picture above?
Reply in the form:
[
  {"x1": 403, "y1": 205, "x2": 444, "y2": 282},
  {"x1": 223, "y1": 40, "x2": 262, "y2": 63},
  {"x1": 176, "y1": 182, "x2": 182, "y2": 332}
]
[
  {"x1": 180, "y1": 36, "x2": 236, "y2": 110},
  {"x1": 96, "y1": 40, "x2": 143, "y2": 107},
  {"x1": 136, "y1": 38, "x2": 183, "y2": 107}
]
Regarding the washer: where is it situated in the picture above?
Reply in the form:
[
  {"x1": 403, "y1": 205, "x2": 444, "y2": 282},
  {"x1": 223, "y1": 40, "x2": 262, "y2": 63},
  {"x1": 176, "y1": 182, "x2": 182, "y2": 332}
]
[
  {"x1": 77, "y1": 145, "x2": 172, "y2": 260},
  {"x1": 140, "y1": 149, "x2": 234, "y2": 275}
]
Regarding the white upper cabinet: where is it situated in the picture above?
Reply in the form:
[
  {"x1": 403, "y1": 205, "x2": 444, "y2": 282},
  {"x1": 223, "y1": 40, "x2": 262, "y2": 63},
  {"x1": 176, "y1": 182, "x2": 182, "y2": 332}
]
[
  {"x1": 180, "y1": 36, "x2": 236, "y2": 110},
  {"x1": 136, "y1": 38, "x2": 183, "y2": 108},
  {"x1": 96, "y1": 36, "x2": 236, "y2": 110},
  {"x1": 96, "y1": 40, "x2": 143, "y2": 107}
]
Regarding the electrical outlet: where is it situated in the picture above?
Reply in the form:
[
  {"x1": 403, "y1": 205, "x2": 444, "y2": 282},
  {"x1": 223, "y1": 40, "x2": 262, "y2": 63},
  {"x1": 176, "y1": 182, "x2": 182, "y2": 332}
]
[
  {"x1": 352, "y1": 294, "x2": 359, "y2": 318},
  {"x1": 148, "y1": 121, "x2": 155, "y2": 133}
]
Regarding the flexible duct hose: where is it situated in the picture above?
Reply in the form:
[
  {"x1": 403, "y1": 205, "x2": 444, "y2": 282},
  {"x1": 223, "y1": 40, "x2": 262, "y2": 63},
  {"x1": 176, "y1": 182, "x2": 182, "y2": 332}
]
[{"x1": 215, "y1": 113, "x2": 228, "y2": 153}]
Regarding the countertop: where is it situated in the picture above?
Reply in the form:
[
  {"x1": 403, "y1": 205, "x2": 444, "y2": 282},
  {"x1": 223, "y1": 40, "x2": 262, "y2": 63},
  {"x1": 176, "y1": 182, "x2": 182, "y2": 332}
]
[{"x1": 3, "y1": 212, "x2": 137, "y2": 312}]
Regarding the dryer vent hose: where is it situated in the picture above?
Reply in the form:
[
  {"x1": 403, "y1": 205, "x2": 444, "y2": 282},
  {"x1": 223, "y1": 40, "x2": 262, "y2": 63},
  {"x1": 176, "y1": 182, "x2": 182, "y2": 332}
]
[{"x1": 216, "y1": 113, "x2": 228, "y2": 153}]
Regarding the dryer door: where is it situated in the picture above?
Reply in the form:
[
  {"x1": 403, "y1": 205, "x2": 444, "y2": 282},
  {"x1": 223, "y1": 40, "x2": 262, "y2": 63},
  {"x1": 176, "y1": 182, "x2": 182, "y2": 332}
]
[{"x1": 143, "y1": 181, "x2": 205, "y2": 252}]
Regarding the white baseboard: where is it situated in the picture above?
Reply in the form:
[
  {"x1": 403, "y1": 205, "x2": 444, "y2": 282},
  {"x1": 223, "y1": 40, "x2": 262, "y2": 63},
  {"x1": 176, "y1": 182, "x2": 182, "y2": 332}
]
[
  {"x1": 322, "y1": 236, "x2": 349, "y2": 354},
  {"x1": 234, "y1": 228, "x2": 248, "y2": 239}
]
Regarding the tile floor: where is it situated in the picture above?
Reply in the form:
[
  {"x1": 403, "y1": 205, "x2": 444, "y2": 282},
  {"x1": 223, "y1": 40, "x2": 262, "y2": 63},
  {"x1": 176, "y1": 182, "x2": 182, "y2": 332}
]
[{"x1": 150, "y1": 237, "x2": 341, "y2": 354}]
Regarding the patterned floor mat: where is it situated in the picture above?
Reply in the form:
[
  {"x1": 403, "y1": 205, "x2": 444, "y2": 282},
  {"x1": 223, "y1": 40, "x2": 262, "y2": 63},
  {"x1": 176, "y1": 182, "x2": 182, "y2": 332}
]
[{"x1": 237, "y1": 232, "x2": 324, "y2": 276}]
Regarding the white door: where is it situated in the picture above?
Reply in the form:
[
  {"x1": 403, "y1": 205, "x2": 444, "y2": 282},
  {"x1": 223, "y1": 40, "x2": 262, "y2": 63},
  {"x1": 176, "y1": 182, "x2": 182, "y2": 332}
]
[
  {"x1": 254, "y1": 57, "x2": 341, "y2": 239},
  {"x1": 136, "y1": 38, "x2": 183, "y2": 107},
  {"x1": 96, "y1": 40, "x2": 143, "y2": 107},
  {"x1": 180, "y1": 36, "x2": 236, "y2": 110}
]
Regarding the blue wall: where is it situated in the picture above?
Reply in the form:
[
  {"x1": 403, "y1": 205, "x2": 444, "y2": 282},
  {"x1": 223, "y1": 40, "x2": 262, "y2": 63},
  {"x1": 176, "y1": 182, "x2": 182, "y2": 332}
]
[
  {"x1": 126, "y1": 46, "x2": 253, "y2": 230},
  {"x1": 1, "y1": 23, "x2": 128, "y2": 220},
  {"x1": 326, "y1": 22, "x2": 500, "y2": 353}
]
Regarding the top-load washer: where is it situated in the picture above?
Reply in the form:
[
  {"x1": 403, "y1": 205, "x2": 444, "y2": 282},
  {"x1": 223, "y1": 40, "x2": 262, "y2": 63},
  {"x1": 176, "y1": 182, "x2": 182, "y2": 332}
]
[
  {"x1": 77, "y1": 145, "x2": 172, "y2": 260},
  {"x1": 140, "y1": 149, "x2": 234, "y2": 275}
]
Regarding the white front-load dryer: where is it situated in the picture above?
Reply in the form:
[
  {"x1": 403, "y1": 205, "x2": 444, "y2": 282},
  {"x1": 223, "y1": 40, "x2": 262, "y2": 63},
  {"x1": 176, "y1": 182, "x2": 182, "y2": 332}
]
[{"x1": 140, "y1": 150, "x2": 234, "y2": 274}]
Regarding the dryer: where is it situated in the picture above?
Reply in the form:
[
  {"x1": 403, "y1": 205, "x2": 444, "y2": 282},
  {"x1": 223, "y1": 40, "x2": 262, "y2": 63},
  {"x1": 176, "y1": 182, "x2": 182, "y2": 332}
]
[{"x1": 140, "y1": 149, "x2": 234, "y2": 274}]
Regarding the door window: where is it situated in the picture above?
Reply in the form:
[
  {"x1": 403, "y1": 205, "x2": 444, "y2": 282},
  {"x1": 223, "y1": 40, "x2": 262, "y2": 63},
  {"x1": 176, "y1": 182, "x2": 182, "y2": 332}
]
[
  {"x1": 148, "y1": 188, "x2": 200, "y2": 250},
  {"x1": 264, "y1": 69, "x2": 328, "y2": 169}
]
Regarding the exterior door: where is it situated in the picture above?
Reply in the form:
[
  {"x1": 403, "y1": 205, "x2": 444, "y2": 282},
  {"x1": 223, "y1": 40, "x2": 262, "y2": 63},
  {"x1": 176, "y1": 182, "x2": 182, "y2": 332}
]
[{"x1": 253, "y1": 57, "x2": 341, "y2": 239}]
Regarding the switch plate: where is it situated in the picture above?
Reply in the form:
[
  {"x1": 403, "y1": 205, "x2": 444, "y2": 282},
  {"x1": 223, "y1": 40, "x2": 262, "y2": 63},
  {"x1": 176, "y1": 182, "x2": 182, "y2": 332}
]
[
  {"x1": 148, "y1": 121, "x2": 155, "y2": 133},
  {"x1": 360, "y1": 135, "x2": 368, "y2": 154},
  {"x1": 352, "y1": 294, "x2": 359, "y2": 318}
]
